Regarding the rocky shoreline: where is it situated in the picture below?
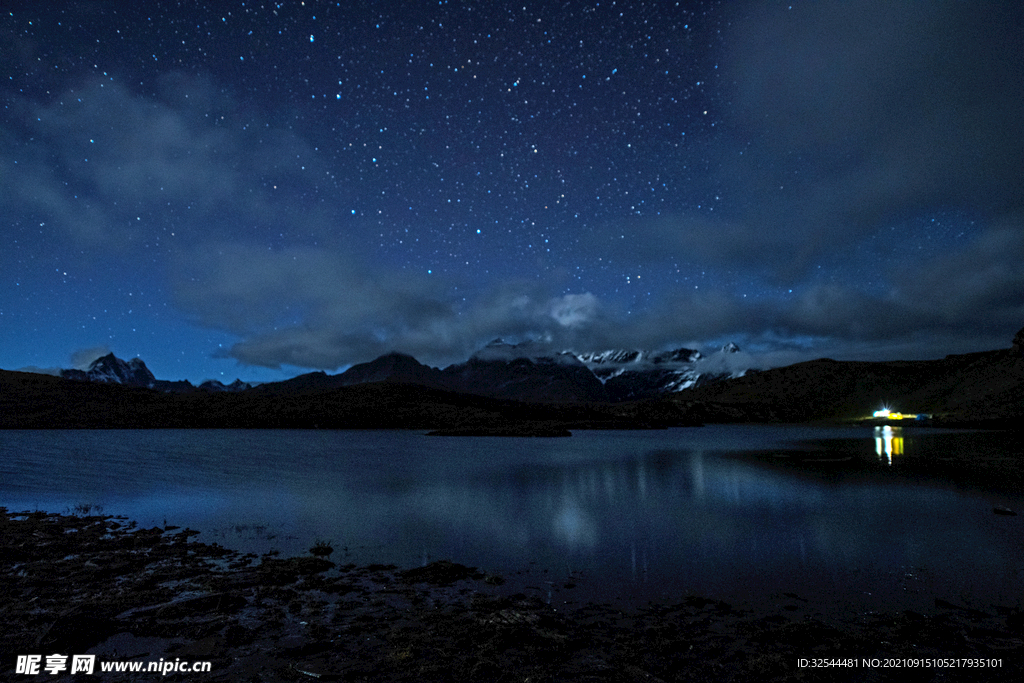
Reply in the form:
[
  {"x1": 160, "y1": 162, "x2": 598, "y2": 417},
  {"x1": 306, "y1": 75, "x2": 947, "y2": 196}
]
[{"x1": 3, "y1": 507, "x2": 1023, "y2": 682}]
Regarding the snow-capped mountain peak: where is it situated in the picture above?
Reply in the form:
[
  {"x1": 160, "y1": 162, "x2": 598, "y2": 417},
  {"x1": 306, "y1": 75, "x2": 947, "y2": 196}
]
[
  {"x1": 460, "y1": 341, "x2": 748, "y2": 400},
  {"x1": 572, "y1": 349, "x2": 643, "y2": 365},
  {"x1": 472, "y1": 339, "x2": 583, "y2": 365},
  {"x1": 78, "y1": 353, "x2": 157, "y2": 388}
]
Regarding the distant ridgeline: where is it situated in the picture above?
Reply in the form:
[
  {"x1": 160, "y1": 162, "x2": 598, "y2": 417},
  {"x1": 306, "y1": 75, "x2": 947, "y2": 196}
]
[
  {"x1": 291, "y1": 339, "x2": 750, "y2": 403},
  {"x1": 681, "y1": 326, "x2": 1024, "y2": 426},
  {"x1": 59, "y1": 353, "x2": 249, "y2": 394},
  {"x1": 1, "y1": 327, "x2": 1022, "y2": 429},
  {"x1": 56, "y1": 343, "x2": 750, "y2": 403}
]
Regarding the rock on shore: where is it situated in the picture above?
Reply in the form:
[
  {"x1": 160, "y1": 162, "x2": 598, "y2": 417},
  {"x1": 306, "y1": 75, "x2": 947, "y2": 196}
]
[{"x1": 3, "y1": 508, "x2": 1022, "y2": 681}]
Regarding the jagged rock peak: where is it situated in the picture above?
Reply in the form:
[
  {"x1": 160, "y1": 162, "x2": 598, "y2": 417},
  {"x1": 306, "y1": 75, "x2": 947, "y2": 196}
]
[
  {"x1": 198, "y1": 378, "x2": 250, "y2": 392},
  {"x1": 347, "y1": 351, "x2": 430, "y2": 372},
  {"x1": 574, "y1": 349, "x2": 643, "y2": 365},
  {"x1": 85, "y1": 353, "x2": 157, "y2": 387},
  {"x1": 573, "y1": 346, "x2": 705, "y2": 367},
  {"x1": 1013, "y1": 326, "x2": 1024, "y2": 356},
  {"x1": 651, "y1": 347, "x2": 703, "y2": 363}
]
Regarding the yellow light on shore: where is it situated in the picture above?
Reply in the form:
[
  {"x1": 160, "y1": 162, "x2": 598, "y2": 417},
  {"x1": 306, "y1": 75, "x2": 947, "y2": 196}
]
[{"x1": 871, "y1": 407, "x2": 917, "y2": 421}]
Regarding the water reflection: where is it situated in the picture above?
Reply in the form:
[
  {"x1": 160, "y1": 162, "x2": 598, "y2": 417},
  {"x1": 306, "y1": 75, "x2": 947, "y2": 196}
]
[
  {"x1": 874, "y1": 425, "x2": 904, "y2": 464},
  {"x1": 453, "y1": 445, "x2": 834, "y2": 593},
  {"x1": 2, "y1": 427, "x2": 1022, "y2": 612}
]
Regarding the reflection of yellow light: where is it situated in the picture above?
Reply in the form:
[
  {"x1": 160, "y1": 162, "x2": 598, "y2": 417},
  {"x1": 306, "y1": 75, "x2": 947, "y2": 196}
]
[{"x1": 874, "y1": 425, "x2": 903, "y2": 464}]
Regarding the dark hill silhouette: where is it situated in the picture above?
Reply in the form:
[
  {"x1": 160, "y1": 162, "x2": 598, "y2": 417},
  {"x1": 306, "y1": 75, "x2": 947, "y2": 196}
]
[
  {"x1": 0, "y1": 369, "x2": 695, "y2": 431},
  {"x1": 679, "y1": 347, "x2": 1024, "y2": 425},
  {"x1": 338, "y1": 352, "x2": 445, "y2": 389},
  {"x1": 438, "y1": 356, "x2": 609, "y2": 403},
  {"x1": 3, "y1": 326, "x2": 1022, "y2": 429}
]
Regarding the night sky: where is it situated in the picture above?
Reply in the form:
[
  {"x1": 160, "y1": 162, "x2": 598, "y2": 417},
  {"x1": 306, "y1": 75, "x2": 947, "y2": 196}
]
[{"x1": 3, "y1": 1, "x2": 1023, "y2": 384}]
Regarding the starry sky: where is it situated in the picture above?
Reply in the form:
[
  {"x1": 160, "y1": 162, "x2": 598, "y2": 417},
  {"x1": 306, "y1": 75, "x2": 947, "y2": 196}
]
[{"x1": 3, "y1": 1, "x2": 1023, "y2": 384}]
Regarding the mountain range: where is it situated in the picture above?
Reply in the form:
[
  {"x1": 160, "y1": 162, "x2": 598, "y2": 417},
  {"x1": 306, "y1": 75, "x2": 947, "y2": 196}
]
[
  {"x1": 2, "y1": 327, "x2": 1022, "y2": 430},
  {"x1": 682, "y1": 346, "x2": 1024, "y2": 425},
  {"x1": 55, "y1": 341, "x2": 748, "y2": 404},
  {"x1": 258, "y1": 339, "x2": 748, "y2": 403},
  {"x1": 59, "y1": 353, "x2": 250, "y2": 394}
]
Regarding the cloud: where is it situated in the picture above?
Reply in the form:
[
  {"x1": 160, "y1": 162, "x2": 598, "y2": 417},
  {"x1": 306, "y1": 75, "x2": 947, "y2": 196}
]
[
  {"x1": 890, "y1": 221, "x2": 1024, "y2": 331},
  {"x1": 5, "y1": 73, "x2": 644, "y2": 371},
  {"x1": 718, "y1": 0, "x2": 1024, "y2": 269},
  {"x1": 171, "y1": 243, "x2": 454, "y2": 365},
  {"x1": 549, "y1": 293, "x2": 600, "y2": 328},
  {"x1": 169, "y1": 219, "x2": 1023, "y2": 371},
  {"x1": 70, "y1": 346, "x2": 112, "y2": 370},
  {"x1": 693, "y1": 348, "x2": 758, "y2": 377},
  {"x1": 16, "y1": 347, "x2": 110, "y2": 376},
  {"x1": 15, "y1": 366, "x2": 62, "y2": 377},
  {"x1": 579, "y1": 213, "x2": 797, "y2": 276},
  {"x1": 1, "y1": 73, "x2": 340, "y2": 255},
  {"x1": 171, "y1": 243, "x2": 621, "y2": 369},
  {"x1": 6, "y1": 58, "x2": 1019, "y2": 375}
]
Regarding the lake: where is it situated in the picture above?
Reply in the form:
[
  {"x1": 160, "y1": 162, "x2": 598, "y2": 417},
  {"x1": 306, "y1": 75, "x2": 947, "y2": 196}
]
[{"x1": 2, "y1": 425, "x2": 1022, "y2": 615}]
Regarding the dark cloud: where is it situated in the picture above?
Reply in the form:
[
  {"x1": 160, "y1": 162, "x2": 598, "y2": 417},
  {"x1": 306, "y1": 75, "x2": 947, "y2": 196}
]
[
  {"x1": 16, "y1": 346, "x2": 111, "y2": 377},
  {"x1": 2, "y1": 73, "x2": 339, "y2": 254},
  {"x1": 718, "y1": 0, "x2": 1024, "y2": 268},
  {"x1": 172, "y1": 244, "x2": 458, "y2": 368},
  {"x1": 19, "y1": 66, "x2": 1015, "y2": 369},
  {"x1": 171, "y1": 242, "x2": 623, "y2": 369},
  {"x1": 891, "y1": 221, "x2": 1024, "y2": 330},
  {"x1": 4, "y1": 3, "x2": 1021, "y2": 378}
]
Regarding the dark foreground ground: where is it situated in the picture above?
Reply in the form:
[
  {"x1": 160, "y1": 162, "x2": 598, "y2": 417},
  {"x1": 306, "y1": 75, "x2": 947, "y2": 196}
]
[{"x1": 3, "y1": 508, "x2": 1022, "y2": 683}]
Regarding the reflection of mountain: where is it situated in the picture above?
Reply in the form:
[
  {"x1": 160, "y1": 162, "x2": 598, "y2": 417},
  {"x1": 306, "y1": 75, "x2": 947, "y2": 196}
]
[{"x1": 398, "y1": 448, "x2": 721, "y2": 562}]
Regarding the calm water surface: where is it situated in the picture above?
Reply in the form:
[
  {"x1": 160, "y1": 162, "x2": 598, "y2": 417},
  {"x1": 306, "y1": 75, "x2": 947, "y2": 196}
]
[{"x1": 2, "y1": 426, "x2": 1022, "y2": 613}]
